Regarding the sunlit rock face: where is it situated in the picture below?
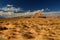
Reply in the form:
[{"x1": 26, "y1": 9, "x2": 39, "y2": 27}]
[{"x1": 31, "y1": 11, "x2": 42, "y2": 18}]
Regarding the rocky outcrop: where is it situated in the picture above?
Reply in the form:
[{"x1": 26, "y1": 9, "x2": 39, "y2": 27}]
[{"x1": 31, "y1": 11, "x2": 42, "y2": 18}]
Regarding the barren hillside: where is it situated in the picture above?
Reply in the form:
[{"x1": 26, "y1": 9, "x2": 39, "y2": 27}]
[{"x1": 0, "y1": 17, "x2": 60, "y2": 40}]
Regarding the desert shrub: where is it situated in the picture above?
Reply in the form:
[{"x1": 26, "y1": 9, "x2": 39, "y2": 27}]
[
  {"x1": 47, "y1": 37, "x2": 54, "y2": 40},
  {"x1": 22, "y1": 32, "x2": 35, "y2": 39},
  {"x1": 0, "y1": 37, "x2": 6, "y2": 40},
  {"x1": 22, "y1": 24, "x2": 30, "y2": 30},
  {"x1": 0, "y1": 26, "x2": 8, "y2": 30},
  {"x1": 0, "y1": 22, "x2": 3, "y2": 23},
  {"x1": 32, "y1": 25, "x2": 40, "y2": 32},
  {"x1": 6, "y1": 23, "x2": 9, "y2": 25}
]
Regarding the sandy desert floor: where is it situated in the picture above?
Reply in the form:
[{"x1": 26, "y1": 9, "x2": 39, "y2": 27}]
[{"x1": 0, "y1": 18, "x2": 60, "y2": 40}]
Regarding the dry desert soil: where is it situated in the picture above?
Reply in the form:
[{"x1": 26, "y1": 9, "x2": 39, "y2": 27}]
[{"x1": 0, "y1": 18, "x2": 60, "y2": 40}]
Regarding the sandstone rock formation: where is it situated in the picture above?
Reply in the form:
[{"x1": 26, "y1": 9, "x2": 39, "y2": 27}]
[{"x1": 31, "y1": 11, "x2": 42, "y2": 18}]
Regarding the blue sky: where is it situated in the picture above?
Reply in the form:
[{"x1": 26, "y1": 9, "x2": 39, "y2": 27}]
[
  {"x1": 0, "y1": 0, "x2": 60, "y2": 18},
  {"x1": 0, "y1": 0, "x2": 60, "y2": 11}
]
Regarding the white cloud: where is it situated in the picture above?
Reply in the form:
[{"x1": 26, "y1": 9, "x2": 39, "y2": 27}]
[
  {"x1": 7, "y1": 4, "x2": 13, "y2": 7},
  {"x1": 0, "y1": 4, "x2": 23, "y2": 18},
  {"x1": 0, "y1": 5, "x2": 48, "y2": 18},
  {"x1": 41, "y1": 9, "x2": 44, "y2": 12},
  {"x1": 42, "y1": 11, "x2": 60, "y2": 17},
  {"x1": 0, "y1": 4, "x2": 22, "y2": 12},
  {"x1": 0, "y1": 5, "x2": 60, "y2": 18},
  {"x1": 45, "y1": 8, "x2": 50, "y2": 11}
]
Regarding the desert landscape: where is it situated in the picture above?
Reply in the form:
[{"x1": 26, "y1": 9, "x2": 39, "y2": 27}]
[
  {"x1": 0, "y1": 0, "x2": 60, "y2": 40},
  {"x1": 0, "y1": 12, "x2": 60, "y2": 40}
]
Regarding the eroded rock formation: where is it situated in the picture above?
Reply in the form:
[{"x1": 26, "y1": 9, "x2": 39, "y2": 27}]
[{"x1": 31, "y1": 11, "x2": 42, "y2": 18}]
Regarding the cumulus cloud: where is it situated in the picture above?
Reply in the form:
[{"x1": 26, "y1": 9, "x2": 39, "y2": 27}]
[
  {"x1": 0, "y1": 4, "x2": 22, "y2": 12},
  {"x1": 0, "y1": 5, "x2": 60, "y2": 18},
  {"x1": 45, "y1": 8, "x2": 50, "y2": 11},
  {"x1": 42, "y1": 11, "x2": 60, "y2": 17},
  {"x1": 41, "y1": 9, "x2": 44, "y2": 12},
  {"x1": 7, "y1": 4, "x2": 13, "y2": 7},
  {"x1": 0, "y1": 4, "x2": 23, "y2": 18},
  {"x1": 0, "y1": 5, "x2": 49, "y2": 18}
]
